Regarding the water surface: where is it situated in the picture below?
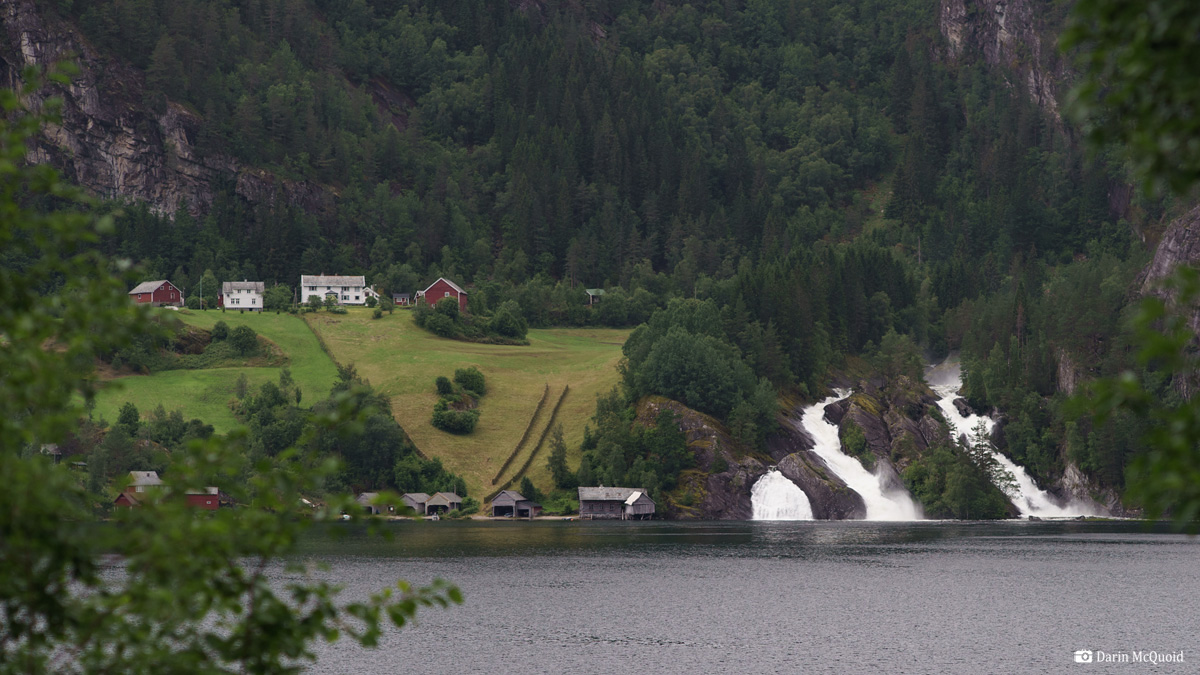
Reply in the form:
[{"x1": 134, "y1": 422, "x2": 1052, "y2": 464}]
[{"x1": 296, "y1": 520, "x2": 1197, "y2": 673}]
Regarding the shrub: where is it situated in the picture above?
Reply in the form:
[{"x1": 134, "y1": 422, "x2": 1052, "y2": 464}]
[
  {"x1": 453, "y1": 367, "x2": 486, "y2": 397},
  {"x1": 435, "y1": 376, "x2": 454, "y2": 396},
  {"x1": 435, "y1": 297, "x2": 460, "y2": 319},
  {"x1": 372, "y1": 307, "x2": 383, "y2": 319},
  {"x1": 489, "y1": 300, "x2": 528, "y2": 339},
  {"x1": 307, "y1": 295, "x2": 323, "y2": 311},
  {"x1": 211, "y1": 321, "x2": 229, "y2": 341},
  {"x1": 425, "y1": 312, "x2": 456, "y2": 337},
  {"x1": 328, "y1": 305, "x2": 348, "y2": 314},
  {"x1": 365, "y1": 296, "x2": 378, "y2": 308},
  {"x1": 228, "y1": 325, "x2": 258, "y2": 355},
  {"x1": 432, "y1": 408, "x2": 479, "y2": 434}
]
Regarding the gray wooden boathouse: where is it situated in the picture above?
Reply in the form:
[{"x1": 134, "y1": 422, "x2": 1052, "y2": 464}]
[
  {"x1": 491, "y1": 490, "x2": 542, "y2": 518},
  {"x1": 578, "y1": 487, "x2": 655, "y2": 520}
]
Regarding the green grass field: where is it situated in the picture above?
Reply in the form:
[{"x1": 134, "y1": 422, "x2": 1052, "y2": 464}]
[
  {"x1": 306, "y1": 309, "x2": 629, "y2": 499},
  {"x1": 92, "y1": 310, "x2": 338, "y2": 433}
]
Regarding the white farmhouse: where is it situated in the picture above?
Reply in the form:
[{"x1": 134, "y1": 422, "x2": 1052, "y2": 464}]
[
  {"x1": 220, "y1": 281, "x2": 264, "y2": 311},
  {"x1": 299, "y1": 274, "x2": 380, "y2": 306}
]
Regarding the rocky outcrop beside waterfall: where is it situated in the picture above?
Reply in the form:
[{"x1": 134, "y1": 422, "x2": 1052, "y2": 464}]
[
  {"x1": 769, "y1": 404, "x2": 867, "y2": 519},
  {"x1": 0, "y1": 0, "x2": 330, "y2": 217},
  {"x1": 643, "y1": 395, "x2": 869, "y2": 520},
  {"x1": 1054, "y1": 462, "x2": 1129, "y2": 518},
  {"x1": 839, "y1": 376, "x2": 942, "y2": 475},
  {"x1": 637, "y1": 397, "x2": 768, "y2": 520},
  {"x1": 776, "y1": 453, "x2": 866, "y2": 520}
]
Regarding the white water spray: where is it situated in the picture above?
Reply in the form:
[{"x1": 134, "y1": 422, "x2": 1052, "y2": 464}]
[
  {"x1": 925, "y1": 359, "x2": 1101, "y2": 518},
  {"x1": 751, "y1": 470, "x2": 815, "y2": 520},
  {"x1": 796, "y1": 390, "x2": 922, "y2": 520}
]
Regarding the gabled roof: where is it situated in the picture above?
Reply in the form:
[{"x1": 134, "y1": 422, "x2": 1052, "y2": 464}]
[
  {"x1": 222, "y1": 281, "x2": 264, "y2": 293},
  {"x1": 624, "y1": 491, "x2": 644, "y2": 506},
  {"x1": 584, "y1": 288, "x2": 606, "y2": 296},
  {"x1": 401, "y1": 492, "x2": 430, "y2": 503},
  {"x1": 421, "y1": 277, "x2": 467, "y2": 295},
  {"x1": 492, "y1": 490, "x2": 526, "y2": 504},
  {"x1": 129, "y1": 280, "x2": 170, "y2": 294},
  {"x1": 300, "y1": 275, "x2": 366, "y2": 287},
  {"x1": 392, "y1": 292, "x2": 411, "y2": 298},
  {"x1": 578, "y1": 486, "x2": 653, "y2": 503},
  {"x1": 129, "y1": 471, "x2": 163, "y2": 487},
  {"x1": 426, "y1": 491, "x2": 462, "y2": 504},
  {"x1": 356, "y1": 492, "x2": 379, "y2": 504}
]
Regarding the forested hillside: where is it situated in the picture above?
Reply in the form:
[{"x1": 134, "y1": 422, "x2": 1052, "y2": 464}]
[{"x1": 10, "y1": 0, "x2": 1179, "y2": 509}]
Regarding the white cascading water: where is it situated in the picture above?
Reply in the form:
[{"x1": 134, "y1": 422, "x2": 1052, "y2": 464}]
[
  {"x1": 751, "y1": 470, "x2": 815, "y2": 520},
  {"x1": 797, "y1": 390, "x2": 922, "y2": 520},
  {"x1": 925, "y1": 359, "x2": 1100, "y2": 518}
]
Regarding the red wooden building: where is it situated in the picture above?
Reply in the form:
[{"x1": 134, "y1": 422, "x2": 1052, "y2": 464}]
[
  {"x1": 113, "y1": 471, "x2": 219, "y2": 510},
  {"x1": 416, "y1": 277, "x2": 468, "y2": 312},
  {"x1": 128, "y1": 280, "x2": 184, "y2": 307}
]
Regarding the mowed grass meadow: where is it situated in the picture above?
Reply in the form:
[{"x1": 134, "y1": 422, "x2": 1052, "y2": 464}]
[
  {"x1": 92, "y1": 309, "x2": 338, "y2": 433},
  {"x1": 306, "y1": 309, "x2": 629, "y2": 499}
]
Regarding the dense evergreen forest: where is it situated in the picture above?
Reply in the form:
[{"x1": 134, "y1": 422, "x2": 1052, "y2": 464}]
[{"x1": 28, "y1": 0, "x2": 1174, "y2": 503}]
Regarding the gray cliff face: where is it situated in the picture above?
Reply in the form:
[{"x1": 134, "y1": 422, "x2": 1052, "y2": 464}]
[
  {"x1": 1140, "y1": 205, "x2": 1200, "y2": 329},
  {"x1": 938, "y1": 0, "x2": 1066, "y2": 121},
  {"x1": 1055, "y1": 462, "x2": 1137, "y2": 518},
  {"x1": 0, "y1": 0, "x2": 327, "y2": 216}
]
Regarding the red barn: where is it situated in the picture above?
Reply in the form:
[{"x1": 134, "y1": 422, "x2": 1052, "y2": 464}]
[
  {"x1": 185, "y1": 488, "x2": 220, "y2": 510},
  {"x1": 129, "y1": 280, "x2": 183, "y2": 307},
  {"x1": 416, "y1": 277, "x2": 468, "y2": 312}
]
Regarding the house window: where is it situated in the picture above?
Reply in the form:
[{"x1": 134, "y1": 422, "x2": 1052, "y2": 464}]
[
  {"x1": 354, "y1": 295, "x2": 359, "y2": 301},
  {"x1": 444, "y1": 291, "x2": 450, "y2": 297},
  {"x1": 308, "y1": 286, "x2": 316, "y2": 291}
]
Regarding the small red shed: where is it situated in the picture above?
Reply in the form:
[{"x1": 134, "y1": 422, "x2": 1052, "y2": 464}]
[
  {"x1": 417, "y1": 277, "x2": 468, "y2": 312},
  {"x1": 129, "y1": 280, "x2": 184, "y2": 307}
]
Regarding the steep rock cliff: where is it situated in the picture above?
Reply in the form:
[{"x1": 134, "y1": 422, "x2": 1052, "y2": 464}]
[
  {"x1": 1140, "y1": 204, "x2": 1200, "y2": 329},
  {"x1": 938, "y1": 0, "x2": 1068, "y2": 121},
  {"x1": 0, "y1": 0, "x2": 328, "y2": 216}
]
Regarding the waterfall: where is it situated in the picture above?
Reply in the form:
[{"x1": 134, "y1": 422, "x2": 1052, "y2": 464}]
[
  {"x1": 925, "y1": 359, "x2": 1101, "y2": 518},
  {"x1": 797, "y1": 391, "x2": 923, "y2": 521},
  {"x1": 751, "y1": 470, "x2": 814, "y2": 520}
]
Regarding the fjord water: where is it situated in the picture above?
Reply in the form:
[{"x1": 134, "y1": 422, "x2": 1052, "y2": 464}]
[
  {"x1": 299, "y1": 521, "x2": 1197, "y2": 673},
  {"x1": 926, "y1": 359, "x2": 1101, "y2": 517}
]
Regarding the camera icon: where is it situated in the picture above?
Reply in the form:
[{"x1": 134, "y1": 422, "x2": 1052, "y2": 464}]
[{"x1": 1074, "y1": 649, "x2": 1093, "y2": 663}]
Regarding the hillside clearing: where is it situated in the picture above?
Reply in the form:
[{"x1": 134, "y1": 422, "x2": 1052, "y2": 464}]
[
  {"x1": 91, "y1": 310, "x2": 338, "y2": 433},
  {"x1": 305, "y1": 309, "x2": 629, "y2": 499}
]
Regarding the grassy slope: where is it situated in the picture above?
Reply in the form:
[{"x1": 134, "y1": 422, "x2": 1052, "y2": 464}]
[
  {"x1": 92, "y1": 310, "x2": 338, "y2": 433},
  {"x1": 306, "y1": 309, "x2": 629, "y2": 500}
]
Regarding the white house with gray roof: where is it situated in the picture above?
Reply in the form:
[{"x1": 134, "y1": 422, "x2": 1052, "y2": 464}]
[
  {"x1": 220, "y1": 281, "x2": 264, "y2": 311},
  {"x1": 299, "y1": 275, "x2": 380, "y2": 306}
]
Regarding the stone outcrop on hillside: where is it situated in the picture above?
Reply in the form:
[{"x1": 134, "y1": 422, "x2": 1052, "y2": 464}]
[
  {"x1": 1140, "y1": 204, "x2": 1200, "y2": 330},
  {"x1": 840, "y1": 377, "x2": 943, "y2": 475},
  {"x1": 1056, "y1": 462, "x2": 1137, "y2": 518},
  {"x1": 0, "y1": 0, "x2": 328, "y2": 216},
  {"x1": 938, "y1": 0, "x2": 1066, "y2": 121}
]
